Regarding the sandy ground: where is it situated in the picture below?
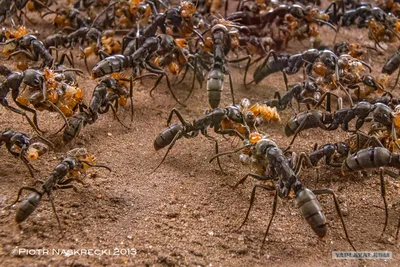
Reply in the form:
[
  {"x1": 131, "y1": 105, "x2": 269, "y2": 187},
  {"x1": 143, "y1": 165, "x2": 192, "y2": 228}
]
[{"x1": 1, "y1": 2, "x2": 400, "y2": 267}]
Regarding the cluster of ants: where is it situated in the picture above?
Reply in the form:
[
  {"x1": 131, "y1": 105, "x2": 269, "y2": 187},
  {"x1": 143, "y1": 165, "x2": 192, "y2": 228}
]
[{"x1": 1, "y1": 0, "x2": 400, "y2": 253}]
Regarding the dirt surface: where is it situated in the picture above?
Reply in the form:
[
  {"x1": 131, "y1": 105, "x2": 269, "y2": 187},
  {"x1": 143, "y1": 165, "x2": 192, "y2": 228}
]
[{"x1": 1, "y1": 3, "x2": 400, "y2": 267}]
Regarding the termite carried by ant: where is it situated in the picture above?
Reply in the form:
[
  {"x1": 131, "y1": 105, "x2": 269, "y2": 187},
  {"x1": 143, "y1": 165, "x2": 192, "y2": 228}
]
[{"x1": 0, "y1": 129, "x2": 50, "y2": 177}]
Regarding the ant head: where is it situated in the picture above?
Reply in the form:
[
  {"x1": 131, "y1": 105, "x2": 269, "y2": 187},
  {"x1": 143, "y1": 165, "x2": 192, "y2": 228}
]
[
  {"x1": 17, "y1": 34, "x2": 36, "y2": 47},
  {"x1": 371, "y1": 7, "x2": 386, "y2": 22},
  {"x1": 157, "y1": 34, "x2": 175, "y2": 54},
  {"x1": 165, "y1": 8, "x2": 182, "y2": 27},
  {"x1": 289, "y1": 4, "x2": 306, "y2": 19},
  {"x1": 226, "y1": 105, "x2": 243, "y2": 123},
  {"x1": 254, "y1": 138, "x2": 276, "y2": 157},
  {"x1": 304, "y1": 80, "x2": 318, "y2": 91},
  {"x1": 336, "y1": 142, "x2": 350, "y2": 155},
  {"x1": 373, "y1": 103, "x2": 393, "y2": 127}
]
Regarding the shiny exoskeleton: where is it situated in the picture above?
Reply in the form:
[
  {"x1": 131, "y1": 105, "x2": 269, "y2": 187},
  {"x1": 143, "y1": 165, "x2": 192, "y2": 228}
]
[
  {"x1": 206, "y1": 23, "x2": 251, "y2": 108},
  {"x1": 227, "y1": 4, "x2": 332, "y2": 33},
  {"x1": 342, "y1": 147, "x2": 400, "y2": 238},
  {"x1": 8, "y1": 148, "x2": 111, "y2": 230},
  {"x1": 5, "y1": 34, "x2": 54, "y2": 68},
  {"x1": 338, "y1": 5, "x2": 400, "y2": 48},
  {"x1": 284, "y1": 93, "x2": 396, "y2": 149},
  {"x1": 0, "y1": 130, "x2": 48, "y2": 177},
  {"x1": 340, "y1": 6, "x2": 394, "y2": 28},
  {"x1": 42, "y1": 6, "x2": 89, "y2": 29},
  {"x1": 306, "y1": 142, "x2": 350, "y2": 168},
  {"x1": 0, "y1": 67, "x2": 47, "y2": 133},
  {"x1": 211, "y1": 137, "x2": 355, "y2": 249},
  {"x1": 381, "y1": 49, "x2": 400, "y2": 90},
  {"x1": 92, "y1": 34, "x2": 187, "y2": 105},
  {"x1": 0, "y1": 66, "x2": 82, "y2": 134},
  {"x1": 153, "y1": 105, "x2": 246, "y2": 171},
  {"x1": 263, "y1": 80, "x2": 323, "y2": 111},
  {"x1": 347, "y1": 75, "x2": 386, "y2": 100},
  {"x1": 62, "y1": 110, "x2": 92, "y2": 143},
  {"x1": 252, "y1": 49, "x2": 338, "y2": 90},
  {"x1": 91, "y1": 36, "x2": 159, "y2": 78},
  {"x1": 63, "y1": 77, "x2": 131, "y2": 143},
  {"x1": 0, "y1": 0, "x2": 52, "y2": 23}
]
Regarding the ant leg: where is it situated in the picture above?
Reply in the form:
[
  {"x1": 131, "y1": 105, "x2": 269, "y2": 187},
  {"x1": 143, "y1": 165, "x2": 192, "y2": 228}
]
[
  {"x1": 108, "y1": 103, "x2": 131, "y2": 129},
  {"x1": 356, "y1": 131, "x2": 384, "y2": 150},
  {"x1": 228, "y1": 71, "x2": 235, "y2": 105},
  {"x1": 46, "y1": 191, "x2": 63, "y2": 232},
  {"x1": 166, "y1": 108, "x2": 189, "y2": 127},
  {"x1": 229, "y1": 55, "x2": 251, "y2": 90},
  {"x1": 59, "y1": 51, "x2": 75, "y2": 68},
  {"x1": 184, "y1": 57, "x2": 197, "y2": 102},
  {"x1": 285, "y1": 112, "x2": 328, "y2": 151},
  {"x1": 261, "y1": 190, "x2": 278, "y2": 248},
  {"x1": 383, "y1": 169, "x2": 400, "y2": 239},
  {"x1": 8, "y1": 50, "x2": 38, "y2": 61},
  {"x1": 7, "y1": 187, "x2": 42, "y2": 208},
  {"x1": 313, "y1": 189, "x2": 356, "y2": 251},
  {"x1": 234, "y1": 172, "x2": 271, "y2": 188},
  {"x1": 149, "y1": 75, "x2": 162, "y2": 98},
  {"x1": 368, "y1": 26, "x2": 385, "y2": 51},
  {"x1": 379, "y1": 168, "x2": 389, "y2": 237},
  {"x1": 11, "y1": 88, "x2": 45, "y2": 133},
  {"x1": 79, "y1": 46, "x2": 90, "y2": 74},
  {"x1": 20, "y1": 155, "x2": 36, "y2": 178},
  {"x1": 239, "y1": 184, "x2": 276, "y2": 230},
  {"x1": 1, "y1": 98, "x2": 42, "y2": 135},
  {"x1": 392, "y1": 68, "x2": 400, "y2": 91},
  {"x1": 98, "y1": 50, "x2": 110, "y2": 60},
  {"x1": 153, "y1": 130, "x2": 183, "y2": 172},
  {"x1": 324, "y1": 2, "x2": 336, "y2": 24},
  {"x1": 313, "y1": 91, "x2": 341, "y2": 110},
  {"x1": 293, "y1": 152, "x2": 315, "y2": 176},
  {"x1": 215, "y1": 129, "x2": 245, "y2": 141},
  {"x1": 46, "y1": 101, "x2": 70, "y2": 128},
  {"x1": 130, "y1": 77, "x2": 134, "y2": 121},
  {"x1": 209, "y1": 144, "x2": 253, "y2": 163},
  {"x1": 55, "y1": 184, "x2": 78, "y2": 192},
  {"x1": 162, "y1": 72, "x2": 186, "y2": 107},
  {"x1": 79, "y1": 161, "x2": 112, "y2": 172},
  {"x1": 391, "y1": 122, "x2": 400, "y2": 150},
  {"x1": 145, "y1": 61, "x2": 186, "y2": 105},
  {"x1": 211, "y1": 138, "x2": 225, "y2": 174},
  {"x1": 176, "y1": 64, "x2": 189, "y2": 86}
]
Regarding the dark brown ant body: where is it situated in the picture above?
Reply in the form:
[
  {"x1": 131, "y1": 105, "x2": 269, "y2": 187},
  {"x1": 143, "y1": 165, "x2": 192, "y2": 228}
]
[
  {"x1": 263, "y1": 80, "x2": 323, "y2": 111},
  {"x1": 0, "y1": 66, "x2": 83, "y2": 134},
  {"x1": 153, "y1": 105, "x2": 246, "y2": 171},
  {"x1": 210, "y1": 137, "x2": 355, "y2": 250},
  {"x1": 284, "y1": 93, "x2": 397, "y2": 150},
  {"x1": 0, "y1": 67, "x2": 49, "y2": 133},
  {"x1": 206, "y1": 23, "x2": 251, "y2": 108},
  {"x1": 250, "y1": 49, "x2": 339, "y2": 91},
  {"x1": 63, "y1": 76, "x2": 132, "y2": 143},
  {"x1": 5, "y1": 34, "x2": 54, "y2": 68},
  {"x1": 0, "y1": 0, "x2": 52, "y2": 23},
  {"x1": 8, "y1": 148, "x2": 111, "y2": 231},
  {"x1": 92, "y1": 34, "x2": 186, "y2": 105},
  {"x1": 342, "y1": 147, "x2": 400, "y2": 239}
]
